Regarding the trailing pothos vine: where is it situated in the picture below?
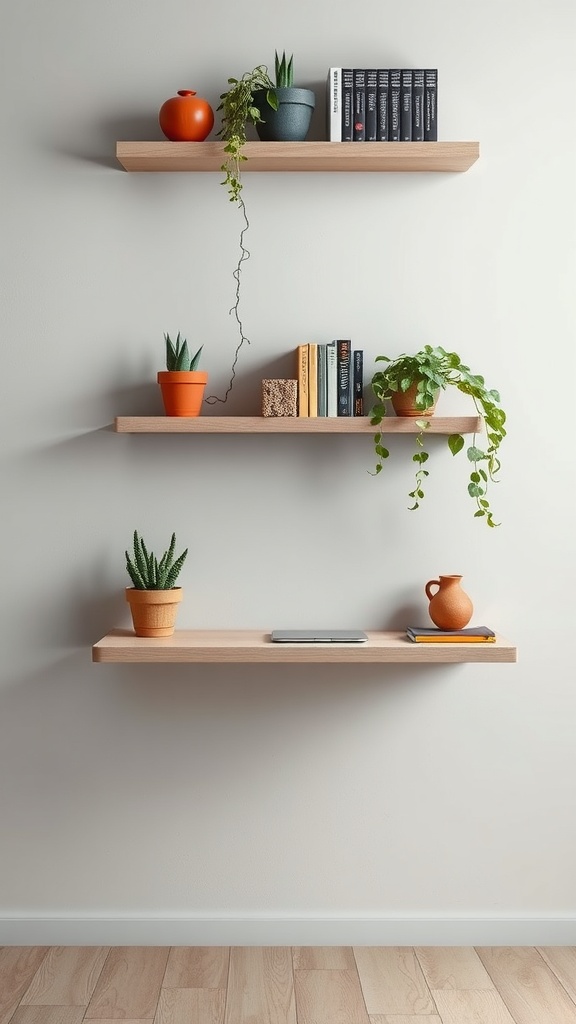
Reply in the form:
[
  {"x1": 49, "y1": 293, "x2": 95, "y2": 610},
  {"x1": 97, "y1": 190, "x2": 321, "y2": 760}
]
[
  {"x1": 204, "y1": 66, "x2": 278, "y2": 405},
  {"x1": 370, "y1": 345, "x2": 507, "y2": 527}
]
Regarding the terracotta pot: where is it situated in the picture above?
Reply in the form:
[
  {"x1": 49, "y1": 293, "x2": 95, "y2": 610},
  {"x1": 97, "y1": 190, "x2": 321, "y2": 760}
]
[
  {"x1": 158, "y1": 370, "x2": 208, "y2": 417},
  {"x1": 159, "y1": 90, "x2": 214, "y2": 141},
  {"x1": 125, "y1": 587, "x2": 183, "y2": 637},
  {"x1": 391, "y1": 382, "x2": 438, "y2": 417},
  {"x1": 425, "y1": 575, "x2": 473, "y2": 630}
]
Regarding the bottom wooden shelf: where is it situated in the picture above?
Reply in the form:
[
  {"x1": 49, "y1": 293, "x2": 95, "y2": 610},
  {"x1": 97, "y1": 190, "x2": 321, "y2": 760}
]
[{"x1": 92, "y1": 629, "x2": 517, "y2": 665}]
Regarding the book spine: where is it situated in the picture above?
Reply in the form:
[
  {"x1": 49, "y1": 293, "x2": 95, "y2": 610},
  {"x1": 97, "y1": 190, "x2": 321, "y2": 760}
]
[
  {"x1": 400, "y1": 68, "x2": 412, "y2": 141},
  {"x1": 326, "y1": 340, "x2": 338, "y2": 416},
  {"x1": 376, "y1": 68, "x2": 389, "y2": 140},
  {"x1": 297, "y1": 344, "x2": 309, "y2": 417},
  {"x1": 317, "y1": 343, "x2": 327, "y2": 416},
  {"x1": 365, "y1": 69, "x2": 378, "y2": 141},
  {"x1": 353, "y1": 68, "x2": 366, "y2": 141},
  {"x1": 337, "y1": 340, "x2": 352, "y2": 416},
  {"x1": 389, "y1": 69, "x2": 401, "y2": 141},
  {"x1": 327, "y1": 68, "x2": 342, "y2": 141},
  {"x1": 424, "y1": 69, "x2": 438, "y2": 141},
  {"x1": 341, "y1": 69, "x2": 353, "y2": 141},
  {"x1": 308, "y1": 342, "x2": 318, "y2": 417},
  {"x1": 412, "y1": 69, "x2": 425, "y2": 141},
  {"x1": 353, "y1": 350, "x2": 364, "y2": 415}
]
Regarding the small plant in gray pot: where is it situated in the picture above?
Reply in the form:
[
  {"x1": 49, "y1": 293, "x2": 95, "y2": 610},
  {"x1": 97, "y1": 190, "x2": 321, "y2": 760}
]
[{"x1": 254, "y1": 50, "x2": 315, "y2": 142}]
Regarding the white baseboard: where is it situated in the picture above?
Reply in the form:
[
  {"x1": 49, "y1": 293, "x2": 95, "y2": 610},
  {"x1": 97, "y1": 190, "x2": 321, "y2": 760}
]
[{"x1": 1, "y1": 916, "x2": 575, "y2": 946}]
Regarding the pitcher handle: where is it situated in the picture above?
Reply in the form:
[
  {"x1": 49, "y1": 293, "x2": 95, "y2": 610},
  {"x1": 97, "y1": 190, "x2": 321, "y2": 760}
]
[{"x1": 425, "y1": 579, "x2": 440, "y2": 601}]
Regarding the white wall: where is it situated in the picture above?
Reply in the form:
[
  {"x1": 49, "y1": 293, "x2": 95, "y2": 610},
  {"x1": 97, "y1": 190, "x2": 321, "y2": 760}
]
[{"x1": 1, "y1": 0, "x2": 575, "y2": 945}]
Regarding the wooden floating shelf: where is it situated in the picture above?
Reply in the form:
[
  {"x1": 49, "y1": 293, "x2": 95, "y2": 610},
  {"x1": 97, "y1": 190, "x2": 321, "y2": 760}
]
[
  {"x1": 93, "y1": 629, "x2": 516, "y2": 664},
  {"x1": 116, "y1": 141, "x2": 480, "y2": 174},
  {"x1": 114, "y1": 415, "x2": 482, "y2": 434}
]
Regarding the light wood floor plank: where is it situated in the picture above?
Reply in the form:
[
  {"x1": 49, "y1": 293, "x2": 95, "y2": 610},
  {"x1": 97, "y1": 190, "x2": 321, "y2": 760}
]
[
  {"x1": 432, "y1": 988, "x2": 517, "y2": 1023},
  {"x1": 224, "y1": 946, "x2": 296, "y2": 1024},
  {"x1": 84, "y1": 947, "x2": 170, "y2": 1019},
  {"x1": 0, "y1": 947, "x2": 48, "y2": 1024},
  {"x1": 370, "y1": 1016, "x2": 442, "y2": 1024},
  {"x1": 20, "y1": 946, "x2": 109, "y2": 1005},
  {"x1": 538, "y1": 947, "x2": 576, "y2": 1004},
  {"x1": 163, "y1": 947, "x2": 229, "y2": 989},
  {"x1": 293, "y1": 947, "x2": 357, "y2": 970},
  {"x1": 10, "y1": 1009, "x2": 86, "y2": 1024},
  {"x1": 154, "y1": 987, "x2": 225, "y2": 1024},
  {"x1": 476, "y1": 946, "x2": 576, "y2": 1024},
  {"x1": 294, "y1": 969, "x2": 370, "y2": 1023},
  {"x1": 353, "y1": 947, "x2": 436, "y2": 1016},
  {"x1": 415, "y1": 946, "x2": 494, "y2": 990}
]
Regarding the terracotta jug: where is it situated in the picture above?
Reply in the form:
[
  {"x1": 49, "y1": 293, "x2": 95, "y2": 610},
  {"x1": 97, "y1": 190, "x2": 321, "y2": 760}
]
[
  {"x1": 159, "y1": 89, "x2": 214, "y2": 141},
  {"x1": 425, "y1": 574, "x2": 473, "y2": 630}
]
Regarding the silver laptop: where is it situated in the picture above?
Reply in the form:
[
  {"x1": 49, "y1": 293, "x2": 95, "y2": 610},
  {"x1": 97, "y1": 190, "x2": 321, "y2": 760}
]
[{"x1": 271, "y1": 629, "x2": 368, "y2": 643}]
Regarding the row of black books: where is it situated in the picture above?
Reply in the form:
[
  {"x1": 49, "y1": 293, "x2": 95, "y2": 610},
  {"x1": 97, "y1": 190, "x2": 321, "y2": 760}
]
[
  {"x1": 327, "y1": 68, "x2": 438, "y2": 142},
  {"x1": 296, "y1": 341, "x2": 364, "y2": 417}
]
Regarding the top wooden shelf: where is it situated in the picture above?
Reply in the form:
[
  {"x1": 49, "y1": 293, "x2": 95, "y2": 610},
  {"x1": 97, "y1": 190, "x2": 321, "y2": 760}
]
[{"x1": 116, "y1": 141, "x2": 480, "y2": 173}]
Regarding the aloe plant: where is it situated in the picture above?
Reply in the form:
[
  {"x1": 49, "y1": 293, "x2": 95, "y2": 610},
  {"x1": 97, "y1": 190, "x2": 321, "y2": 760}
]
[
  {"x1": 274, "y1": 50, "x2": 294, "y2": 88},
  {"x1": 164, "y1": 332, "x2": 203, "y2": 371},
  {"x1": 125, "y1": 531, "x2": 188, "y2": 590}
]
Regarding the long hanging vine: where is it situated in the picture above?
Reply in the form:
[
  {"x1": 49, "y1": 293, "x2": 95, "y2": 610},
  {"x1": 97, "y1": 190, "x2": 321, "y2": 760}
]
[{"x1": 203, "y1": 66, "x2": 277, "y2": 406}]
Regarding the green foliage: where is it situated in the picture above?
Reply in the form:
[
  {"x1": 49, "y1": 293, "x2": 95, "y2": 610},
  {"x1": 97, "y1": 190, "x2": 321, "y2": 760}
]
[
  {"x1": 217, "y1": 65, "x2": 277, "y2": 202},
  {"x1": 274, "y1": 50, "x2": 294, "y2": 88},
  {"x1": 164, "y1": 332, "x2": 203, "y2": 371},
  {"x1": 370, "y1": 345, "x2": 506, "y2": 527},
  {"x1": 125, "y1": 531, "x2": 188, "y2": 590}
]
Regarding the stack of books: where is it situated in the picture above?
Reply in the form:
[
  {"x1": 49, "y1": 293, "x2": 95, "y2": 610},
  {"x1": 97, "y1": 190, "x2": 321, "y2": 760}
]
[
  {"x1": 406, "y1": 626, "x2": 496, "y2": 644},
  {"x1": 296, "y1": 341, "x2": 364, "y2": 417},
  {"x1": 327, "y1": 68, "x2": 438, "y2": 142}
]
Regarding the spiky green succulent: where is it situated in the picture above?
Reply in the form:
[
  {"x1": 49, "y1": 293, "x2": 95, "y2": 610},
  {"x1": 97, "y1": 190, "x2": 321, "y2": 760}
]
[
  {"x1": 165, "y1": 332, "x2": 203, "y2": 371},
  {"x1": 125, "y1": 531, "x2": 188, "y2": 590},
  {"x1": 274, "y1": 50, "x2": 294, "y2": 88}
]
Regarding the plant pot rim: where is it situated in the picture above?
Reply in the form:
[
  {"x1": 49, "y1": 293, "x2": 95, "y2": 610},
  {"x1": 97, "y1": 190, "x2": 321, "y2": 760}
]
[
  {"x1": 125, "y1": 586, "x2": 183, "y2": 604},
  {"x1": 157, "y1": 371, "x2": 208, "y2": 383},
  {"x1": 255, "y1": 86, "x2": 315, "y2": 107}
]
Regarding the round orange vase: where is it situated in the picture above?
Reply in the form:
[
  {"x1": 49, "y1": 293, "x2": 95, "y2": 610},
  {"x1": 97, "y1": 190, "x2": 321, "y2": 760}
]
[
  {"x1": 425, "y1": 575, "x2": 473, "y2": 630},
  {"x1": 125, "y1": 587, "x2": 183, "y2": 637},
  {"x1": 159, "y1": 89, "x2": 214, "y2": 141},
  {"x1": 391, "y1": 382, "x2": 438, "y2": 417},
  {"x1": 158, "y1": 370, "x2": 208, "y2": 417}
]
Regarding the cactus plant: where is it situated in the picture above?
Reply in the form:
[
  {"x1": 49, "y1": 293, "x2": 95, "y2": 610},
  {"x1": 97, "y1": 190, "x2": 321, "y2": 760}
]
[
  {"x1": 164, "y1": 332, "x2": 203, "y2": 371},
  {"x1": 125, "y1": 531, "x2": 188, "y2": 590}
]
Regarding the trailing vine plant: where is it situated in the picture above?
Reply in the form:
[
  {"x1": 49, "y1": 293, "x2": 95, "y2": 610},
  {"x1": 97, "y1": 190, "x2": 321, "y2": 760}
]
[
  {"x1": 202, "y1": 66, "x2": 278, "y2": 406},
  {"x1": 370, "y1": 345, "x2": 507, "y2": 527}
]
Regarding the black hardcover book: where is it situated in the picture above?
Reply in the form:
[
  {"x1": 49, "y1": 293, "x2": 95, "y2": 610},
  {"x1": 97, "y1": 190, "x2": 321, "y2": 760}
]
[
  {"x1": 337, "y1": 340, "x2": 352, "y2": 416},
  {"x1": 400, "y1": 69, "x2": 412, "y2": 141},
  {"x1": 365, "y1": 70, "x2": 378, "y2": 141},
  {"x1": 424, "y1": 69, "x2": 438, "y2": 141},
  {"x1": 353, "y1": 350, "x2": 364, "y2": 415},
  {"x1": 376, "y1": 68, "x2": 390, "y2": 140},
  {"x1": 389, "y1": 69, "x2": 401, "y2": 141},
  {"x1": 342, "y1": 68, "x2": 354, "y2": 141},
  {"x1": 353, "y1": 69, "x2": 366, "y2": 141},
  {"x1": 412, "y1": 69, "x2": 425, "y2": 141}
]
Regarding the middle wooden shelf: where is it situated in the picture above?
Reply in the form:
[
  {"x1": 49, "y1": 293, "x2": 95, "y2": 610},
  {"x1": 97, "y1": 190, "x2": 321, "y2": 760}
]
[{"x1": 114, "y1": 415, "x2": 482, "y2": 434}]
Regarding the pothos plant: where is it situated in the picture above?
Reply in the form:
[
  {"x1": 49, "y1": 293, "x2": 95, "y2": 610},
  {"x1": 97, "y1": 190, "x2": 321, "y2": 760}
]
[
  {"x1": 370, "y1": 345, "x2": 507, "y2": 527},
  {"x1": 208, "y1": 53, "x2": 291, "y2": 407}
]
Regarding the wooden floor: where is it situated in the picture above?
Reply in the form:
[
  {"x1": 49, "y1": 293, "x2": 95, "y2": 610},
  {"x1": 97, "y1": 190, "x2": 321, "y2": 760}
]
[{"x1": 2, "y1": 946, "x2": 576, "y2": 1024}]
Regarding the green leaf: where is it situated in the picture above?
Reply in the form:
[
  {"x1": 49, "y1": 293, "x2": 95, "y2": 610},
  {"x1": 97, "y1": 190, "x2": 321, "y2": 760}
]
[{"x1": 448, "y1": 433, "x2": 464, "y2": 456}]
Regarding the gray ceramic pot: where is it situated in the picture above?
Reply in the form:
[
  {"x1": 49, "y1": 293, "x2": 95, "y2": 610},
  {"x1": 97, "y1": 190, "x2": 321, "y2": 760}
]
[{"x1": 254, "y1": 87, "x2": 316, "y2": 141}]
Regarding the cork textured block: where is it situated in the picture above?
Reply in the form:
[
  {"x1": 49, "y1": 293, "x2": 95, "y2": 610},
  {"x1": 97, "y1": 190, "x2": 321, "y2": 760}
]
[{"x1": 261, "y1": 378, "x2": 298, "y2": 417}]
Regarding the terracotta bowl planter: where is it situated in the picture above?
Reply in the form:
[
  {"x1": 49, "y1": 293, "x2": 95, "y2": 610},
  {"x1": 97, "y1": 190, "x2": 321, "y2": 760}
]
[
  {"x1": 125, "y1": 587, "x2": 183, "y2": 637},
  {"x1": 158, "y1": 371, "x2": 208, "y2": 417},
  {"x1": 390, "y1": 382, "x2": 438, "y2": 417}
]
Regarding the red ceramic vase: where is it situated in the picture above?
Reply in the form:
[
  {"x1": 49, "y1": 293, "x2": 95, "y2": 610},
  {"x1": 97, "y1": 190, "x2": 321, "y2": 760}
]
[{"x1": 159, "y1": 90, "x2": 214, "y2": 142}]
